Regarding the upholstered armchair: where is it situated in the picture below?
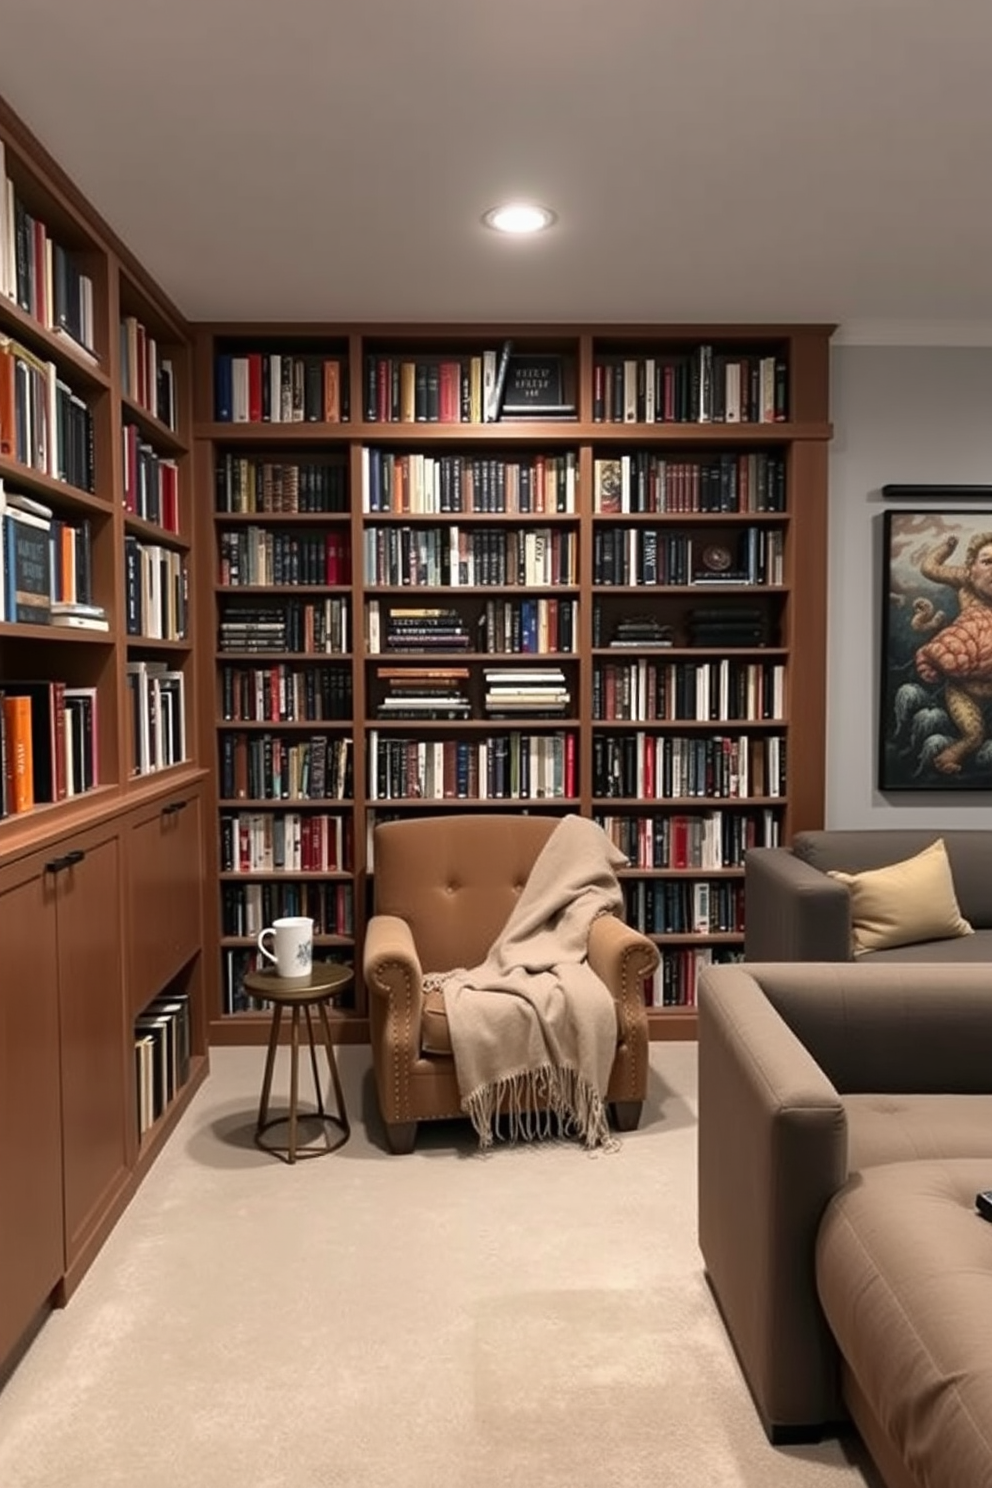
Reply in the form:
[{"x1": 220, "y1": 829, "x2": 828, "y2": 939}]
[{"x1": 363, "y1": 813, "x2": 658, "y2": 1153}]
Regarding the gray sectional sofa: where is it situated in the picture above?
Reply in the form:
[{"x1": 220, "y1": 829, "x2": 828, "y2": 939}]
[{"x1": 697, "y1": 961, "x2": 992, "y2": 1488}]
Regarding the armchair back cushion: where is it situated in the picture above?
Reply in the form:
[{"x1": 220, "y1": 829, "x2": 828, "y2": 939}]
[{"x1": 372, "y1": 814, "x2": 558, "y2": 973}]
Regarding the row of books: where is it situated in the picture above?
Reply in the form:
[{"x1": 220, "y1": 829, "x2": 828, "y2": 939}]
[
  {"x1": 135, "y1": 992, "x2": 191, "y2": 1137},
  {"x1": 217, "y1": 596, "x2": 350, "y2": 657},
  {"x1": 124, "y1": 537, "x2": 188, "y2": 640},
  {"x1": 592, "y1": 527, "x2": 785, "y2": 587},
  {"x1": 214, "y1": 353, "x2": 348, "y2": 424},
  {"x1": 365, "y1": 598, "x2": 577, "y2": 656},
  {"x1": 120, "y1": 314, "x2": 177, "y2": 430},
  {"x1": 0, "y1": 147, "x2": 96, "y2": 360},
  {"x1": 1, "y1": 679, "x2": 97, "y2": 814},
  {"x1": 593, "y1": 452, "x2": 787, "y2": 514},
  {"x1": 361, "y1": 449, "x2": 578, "y2": 514},
  {"x1": 362, "y1": 524, "x2": 578, "y2": 588},
  {"x1": 643, "y1": 948, "x2": 743, "y2": 1009},
  {"x1": 215, "y1": 455, "x2": 348, "y2": 514},
  {"x1": 622, "y1": 877, "x2": 746, "y2": 936},
  {"x1": 126, "y1": 660, "x2": 186, "y2": 777},
  {"x1": 217, "y1": 527, "x2": 350, "y2": 587},
  {"x1": 220, "y1": 811, "x2": 350, "y2": 873},
  {"x1": 593, "y1": 732, "x2": 787, "y2": 801},
  {"x1": 122, "y1": 423, "x2": 179, "y2": 531},
  {"x1": 0, "y1": 482, "x2": 101, "y2": 627},
  {"x1": 0, "y1": 334, "x2": 95, "y2": 490},
  {"x1": 221, "y1": 880, "x2": 355, "y2": 937},
  {"x1": 592, "y1": 348, "x2": 788, "y2": 425},
  {"x1": 596, "y1": 808, "x2": 782, "y2": 871},
  {"x1": 219, "y1": 663, "x2": 352, "y2": 724},
  {"x1": 219, "y1": 732, "x2": 353, "y2": 802},
  {"x1": 592, "y1": 659, "x2": 786, "y2": 723},
  {"x1": 367, "y1": 730, "x2": 578, "y2": 802}
]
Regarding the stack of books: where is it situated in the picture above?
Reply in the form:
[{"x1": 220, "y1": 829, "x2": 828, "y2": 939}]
[
  {"x1": 686, "y1": 607, "x2": 769, "y2": 647},
  {"x1": 483, "y1": 667, "x2": 570, "y2": 717},
  {"x1": 375, "y1": 666, "x2": 472, "y2": 720},
  {"x1": 608, "y1": 616, "x2": 675, "y2": 648}
]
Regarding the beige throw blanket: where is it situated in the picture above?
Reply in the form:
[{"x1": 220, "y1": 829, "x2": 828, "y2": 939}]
[{"x1": 430, "y1": 814, "x2": 626, "y2": 1151}]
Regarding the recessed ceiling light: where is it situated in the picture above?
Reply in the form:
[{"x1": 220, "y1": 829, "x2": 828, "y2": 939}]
[{"x1": 482, "y1": 202, "x2": 557, "y2": 235}]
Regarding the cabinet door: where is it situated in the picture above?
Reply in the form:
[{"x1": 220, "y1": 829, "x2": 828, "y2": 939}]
[
  {"x1": 57, "y1": 824, "x2": 128, "y2": 1267},
  {"x1": 0, "y1": 850, "x2": 63, "y2": 1364},
  {"x1": 128, "y1": 789, "x2": 204, "y2": 1016}
]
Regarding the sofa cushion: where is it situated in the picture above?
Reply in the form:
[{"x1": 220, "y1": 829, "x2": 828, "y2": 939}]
[
  {"x1": 826, "y1": 838, "x2": 972, "y2": 956},
  {"x1": 860, "y1": 927, "x2": 992, "y2": 964},
  {"x1": 791, "y1": 829, "x2": 992, "y2": 930},
  {"x1": 816, "y1": 1158, "x2": 992, "y2": 1488},
  {"x1": 846, "y1": 1093, "x2": 992, "y2": 1171}
]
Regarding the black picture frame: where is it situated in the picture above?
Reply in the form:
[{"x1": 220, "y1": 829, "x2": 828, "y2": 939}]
[{"x1": 880, "y1": 508, "x2": 992, "y2": 789}]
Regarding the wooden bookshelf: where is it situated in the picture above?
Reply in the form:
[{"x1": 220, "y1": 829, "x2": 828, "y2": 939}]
[
  {"x1": 193, "y1": 322, "x2": 832, "y2": 1046},
  {"x1": 0, "y1": 97, "x2": 209, "y2": 1372}
]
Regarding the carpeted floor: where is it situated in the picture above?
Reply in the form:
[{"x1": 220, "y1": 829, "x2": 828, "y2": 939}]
[{"x1": 0, "y1": 1042, "x2": 877, "y2": 1487}]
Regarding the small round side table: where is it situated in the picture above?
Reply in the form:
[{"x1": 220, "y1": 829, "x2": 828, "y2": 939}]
[{"x1": 244, "y1": 964, "x2": 354, "y2": 1163}]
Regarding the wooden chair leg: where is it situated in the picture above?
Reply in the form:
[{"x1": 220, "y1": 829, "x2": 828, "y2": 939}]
[
  {"x1": 610, "y1": 1100, "x2": 642, "y2": 1132},
  {"x1": 385, "y1": 1120, "x2": 418, "y2": 1154}
]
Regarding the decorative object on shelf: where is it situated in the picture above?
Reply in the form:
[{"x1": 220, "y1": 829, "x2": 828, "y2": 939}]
[
  {"x1": 498, "y1": 353, "x2": 575, "y2": 419},
  {"x1": 882, "y1": 484, "x2": 992, "y2": 501},
  {"x1": 880, "y1": 508, "x2": 992, "y2": 789},
  {"x1": 700, "y1": 542, "x2": 734, "y2": 574}
]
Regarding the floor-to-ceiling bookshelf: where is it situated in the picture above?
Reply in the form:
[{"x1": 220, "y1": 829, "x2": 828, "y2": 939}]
[
  {"x1": 194, "y1": 323, "x2": 831, "y2": 1046},
  {"x1": 0, "y1": 97, "x2": 208, "y2": 1374}
]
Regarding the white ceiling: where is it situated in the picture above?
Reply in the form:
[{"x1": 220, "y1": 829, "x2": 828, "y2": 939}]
[{"x1": 1, "y1": 0, "x2": 991, "y2": 337}]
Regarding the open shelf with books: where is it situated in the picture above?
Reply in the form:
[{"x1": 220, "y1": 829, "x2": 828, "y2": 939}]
[
  {"x1": 0, "y1": 94, "x2": 207, "y2": 1367},
  {"x1": 195, "y1": 321, "x2": 831, "y2": 1046}
]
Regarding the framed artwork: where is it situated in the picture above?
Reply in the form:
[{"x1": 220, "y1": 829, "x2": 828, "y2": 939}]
[{"x1": 880, "y1": 509, "x2": 992, "y2": 789}]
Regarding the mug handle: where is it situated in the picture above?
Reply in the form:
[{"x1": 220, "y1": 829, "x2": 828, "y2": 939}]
[{"x1": 257, "y1": 927, "x2": 277, "y2": 966}]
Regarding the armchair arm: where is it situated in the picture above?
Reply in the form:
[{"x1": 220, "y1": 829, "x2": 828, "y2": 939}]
[
  {"x1": 587, "y1": 912, "x2": 657, "y2": 1038},
  {"x1": 363, "y1": 914, "x2": 425, "y2": 1124},
  {"x1": 697, "y1": 965, "x2": 848, "y2": 1433},
  {"x1": 744, "y1": 847, "x2": 852, "y2": 961}
]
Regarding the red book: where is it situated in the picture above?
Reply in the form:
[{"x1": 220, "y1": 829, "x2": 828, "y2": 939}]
[{"x1": 248, "y1": 354, "x2": 263, "y2": 422}]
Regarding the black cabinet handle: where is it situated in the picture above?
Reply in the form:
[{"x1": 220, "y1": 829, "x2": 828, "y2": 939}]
[
  {"x1": 163, "y1": 798, "x2": 189, "y2": 817},
  {"x1": 46, "y1": 848, "x2": 85, "y2": 873}
]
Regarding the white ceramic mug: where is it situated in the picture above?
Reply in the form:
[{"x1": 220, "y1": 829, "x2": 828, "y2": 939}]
[{"x1": 257, "y1": 916, "x2": 313, "y2": 979}]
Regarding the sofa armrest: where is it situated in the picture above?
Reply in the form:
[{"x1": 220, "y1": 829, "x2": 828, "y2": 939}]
[
  {"x1": 697, "y1": 965, "x2": 848, "y2": 1433},
  {"x1": 744, "y1": 847, "x2": 852, "y2": 961}
]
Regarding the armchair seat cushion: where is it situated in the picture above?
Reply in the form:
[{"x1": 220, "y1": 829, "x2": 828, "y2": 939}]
[{"x1": 420, "y1": 982, "x2": 623, "y2": 1058}]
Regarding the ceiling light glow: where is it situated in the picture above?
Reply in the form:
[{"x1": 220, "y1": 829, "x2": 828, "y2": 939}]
[{"x1": 483, "y1": 203, "x2": 557, "y2": 235}]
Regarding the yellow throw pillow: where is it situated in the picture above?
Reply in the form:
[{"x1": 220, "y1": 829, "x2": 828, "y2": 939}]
[{"x1": 827, "y1": 838, "x2": 973, "y2": 956}]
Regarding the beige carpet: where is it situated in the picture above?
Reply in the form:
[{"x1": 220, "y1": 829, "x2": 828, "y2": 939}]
[{"x1": 0, "y1": 1043, "x2": 876, "y2": 1488}]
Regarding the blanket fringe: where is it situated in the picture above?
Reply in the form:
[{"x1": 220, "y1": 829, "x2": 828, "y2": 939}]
[{"x1": 462, "y1": 1064, "x2": 618, "y2": 1153}]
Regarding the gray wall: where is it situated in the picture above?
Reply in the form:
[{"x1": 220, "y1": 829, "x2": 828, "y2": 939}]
[{"x1": 827, "y1": 345, "x2": 992, "y2": 827}]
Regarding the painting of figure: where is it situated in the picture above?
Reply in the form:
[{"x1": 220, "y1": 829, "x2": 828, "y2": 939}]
[{"x1": 880, "y1": 508, "x2": 992, "y2": 790}]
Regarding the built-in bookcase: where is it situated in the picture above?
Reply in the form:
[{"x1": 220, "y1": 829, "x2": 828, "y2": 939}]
[
  {"x1": 0, "y1": 95, "x2": 208, "y2": 1368},
  {"x1": 195, "y1": 322, "x2": 832, "y2": 1046}
]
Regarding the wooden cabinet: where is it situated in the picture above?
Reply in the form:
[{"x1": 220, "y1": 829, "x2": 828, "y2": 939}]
[
  {"x1": 55, "y1": 820, "x2": 128, "y2": 1277},
  {"x1": 0, "y1": 848, "x2": 63, "y2": 1368},
  {"x1": 127, "y1": 787, "x2": 204, "y2": 1016}
]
